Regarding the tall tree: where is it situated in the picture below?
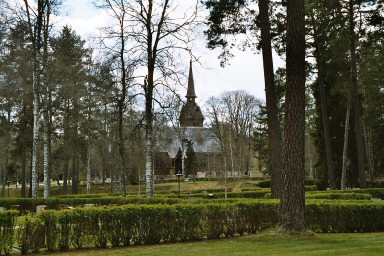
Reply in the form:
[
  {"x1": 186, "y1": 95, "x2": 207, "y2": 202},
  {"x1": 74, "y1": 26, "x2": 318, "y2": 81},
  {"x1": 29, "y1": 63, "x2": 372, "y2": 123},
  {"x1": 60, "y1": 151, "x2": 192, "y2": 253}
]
[
  {"x1": 95, "y1": 0, "x2": 199, "y2": 197},
  {"x1": 51, "y1": 26, "x2": 91, "y2": 194},
  {"x1": 21, "y1": 0, "x2": 59, "y2": 198},
  {"x1": 95, "y1": 0, "x2": 136, "y2": 196},
  {"x1": 258, "y1": 0, "x2": 284, "y2": 197},
  {"x1": 204, "y1": 0, "x2": 283, "y2": 197},
  {"x1": 307, "y1": 0, "x2": 338, "y2": 189},
  {"x1": 349, "y1": 0, "x2": 367, "y2": 188},
  {"x1": 279, "y1": 0, "x2": 306, "y2": 232}
]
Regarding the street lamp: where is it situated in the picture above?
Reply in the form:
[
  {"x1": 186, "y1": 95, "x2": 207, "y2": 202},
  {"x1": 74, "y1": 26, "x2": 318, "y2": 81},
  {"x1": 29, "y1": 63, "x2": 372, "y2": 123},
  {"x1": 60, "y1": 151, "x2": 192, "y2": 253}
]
[
  {"x1": 176, "y1": 172, "x2": 183, "y2": 198},
  {"x1": 6, "y1": 180, "x2": 11, "y2": 198}
]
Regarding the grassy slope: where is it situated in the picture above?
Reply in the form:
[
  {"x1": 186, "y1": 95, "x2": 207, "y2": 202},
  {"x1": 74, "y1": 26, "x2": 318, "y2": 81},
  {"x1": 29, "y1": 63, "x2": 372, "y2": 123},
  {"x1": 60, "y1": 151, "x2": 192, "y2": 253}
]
[{"x1": 42, "y1": 232, "x2": 384, "y2": 256}]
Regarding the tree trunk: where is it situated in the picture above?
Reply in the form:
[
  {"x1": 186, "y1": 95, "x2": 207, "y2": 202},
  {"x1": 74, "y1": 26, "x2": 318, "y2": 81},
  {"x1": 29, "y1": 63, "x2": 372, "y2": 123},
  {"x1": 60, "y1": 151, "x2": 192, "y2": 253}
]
[
  {"x1": 229, "y1": 131, "x2": 235, "y2": 177},
  {"x1": 279, "y1": 0, "x2": 306, "y2": 232},
  {"x1": 341, "y1": 103, "x2": 351, "y2": 190},
  {"x1": 31, "y1": 79, "x2": 40, "y2": 198},
  {"x1": 258, "y1": 0, "x2": 283, "y2": 198},
  {"x1": 118, "y1": 104, "x2": 127, "y2": 196},
  {"x1": 86, "y1": 137, "x2": 91, "y2": 194},
  {"x1": 63, "y1": 103, "x2": 69, "y2": 194},
  {"x1": 145, "y1": 73, "x2": 154, "y2": 198},
  {"x1": 43, "y1": 116, "x2": 50, "y2": 198},
  {"x1": 318, "y1": 71, "x2": 337, "y2": 189},
  {"x1": 349, "y1": 0, "x2": 366, "y2": 189},
  {"x1": 21, "y1": 141, "x2": 27, "y2": 198},
  {"x1": 145, "y1": 121, "x2": 154, "y2": 198}
]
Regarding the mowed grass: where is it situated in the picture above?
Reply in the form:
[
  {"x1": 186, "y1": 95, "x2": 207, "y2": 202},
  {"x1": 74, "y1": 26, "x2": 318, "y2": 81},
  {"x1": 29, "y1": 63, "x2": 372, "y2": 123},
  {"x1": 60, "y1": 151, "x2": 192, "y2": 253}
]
[{"x1": 42, "y1": 232, "x2": 384, "y2": 256}]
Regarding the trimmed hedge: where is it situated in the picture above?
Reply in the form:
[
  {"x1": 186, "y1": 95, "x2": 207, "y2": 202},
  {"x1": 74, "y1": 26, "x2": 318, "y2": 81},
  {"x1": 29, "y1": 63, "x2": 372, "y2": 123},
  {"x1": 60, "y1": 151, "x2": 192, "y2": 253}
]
[
  {"x1": 306, "y1": 201, "x2": 384, "y2": 232},
  {"x1": 3, "y1": 200, "x2": 384, "y2": 254},
  {"x1": 306, "y1": 192, "x2": 372, "y2": 200},
  {"x1": 0, "y1": 197, "x2": 182, "y2": 213},
  {"x1": 6, "y1": 201, "x2": 278, "y2": 254},
  {"x1": 0, "y1": 210, "x2": 18, "y2": 255}
]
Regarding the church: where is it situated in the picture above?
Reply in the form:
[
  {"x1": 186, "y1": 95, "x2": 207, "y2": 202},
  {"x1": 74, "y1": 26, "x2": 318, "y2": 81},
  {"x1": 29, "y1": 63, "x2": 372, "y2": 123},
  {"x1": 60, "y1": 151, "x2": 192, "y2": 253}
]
[{"x1": 152, "y1": 61, "x2": 263, "y2": 180}]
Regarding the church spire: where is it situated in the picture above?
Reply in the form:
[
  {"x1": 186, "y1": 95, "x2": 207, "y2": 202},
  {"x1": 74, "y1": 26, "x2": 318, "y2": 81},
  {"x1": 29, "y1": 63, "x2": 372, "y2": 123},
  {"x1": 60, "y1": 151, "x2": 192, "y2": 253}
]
[
  {"x1": 186, "y1": 60, "x2": 196, "y2": 99},
  {"x1": 179, "y1": 60, "x2": 204, "y2": 127}
]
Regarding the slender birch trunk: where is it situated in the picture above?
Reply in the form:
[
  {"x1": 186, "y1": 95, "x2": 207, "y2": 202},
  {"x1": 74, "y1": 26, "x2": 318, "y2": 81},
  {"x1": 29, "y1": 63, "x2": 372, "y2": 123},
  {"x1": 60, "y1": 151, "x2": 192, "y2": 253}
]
[
  {"x1": 145, "y1": 124, "x2": 154, "y2": 198},
  {"x1": 43, "y1": 116, "x2": 50, "y2": 198},
  {"x1": 31, "y1": 74, "x2": 40, "y2": 198}
]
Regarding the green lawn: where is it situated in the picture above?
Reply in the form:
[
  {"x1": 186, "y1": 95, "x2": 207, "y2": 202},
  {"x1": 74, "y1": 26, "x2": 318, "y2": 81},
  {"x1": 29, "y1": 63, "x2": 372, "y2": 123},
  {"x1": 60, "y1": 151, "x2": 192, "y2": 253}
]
[{"x1": 41, "y1": 232, "x2": 384, "y2": 256}]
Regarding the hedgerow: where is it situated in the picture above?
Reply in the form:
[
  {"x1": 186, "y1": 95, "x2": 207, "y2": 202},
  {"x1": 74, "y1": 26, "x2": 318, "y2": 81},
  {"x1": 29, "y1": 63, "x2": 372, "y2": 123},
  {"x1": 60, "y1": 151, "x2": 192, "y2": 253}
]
[
  {"x1": 0, "y1": 210, "x2": 17, "y2": 255},
  {"x1": 2, "y1": 200, "x2": 384, "y2": 254}
]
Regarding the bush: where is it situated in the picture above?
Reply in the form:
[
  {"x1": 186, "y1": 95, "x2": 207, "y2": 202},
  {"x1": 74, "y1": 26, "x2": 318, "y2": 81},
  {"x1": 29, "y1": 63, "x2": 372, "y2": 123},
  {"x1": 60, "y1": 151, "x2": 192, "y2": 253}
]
[
  {"x1": 306, "y1": 192, "x2": 372, "y2": 200},
  {"x1": 0, "y1": 196, "x2": 181, "y2": 213},
  {"x1": 257, "y1": 180, "x2": 271, "y2": 188},
  {"x1": 306, "y1": 201, "x2": 384, "y2": 232},
  {"x1": 0, "y1": 210, "x2": 17, "y2": 255},
  {"x1": 6, "y1": 199, "x2": 384, "y2": 254}
]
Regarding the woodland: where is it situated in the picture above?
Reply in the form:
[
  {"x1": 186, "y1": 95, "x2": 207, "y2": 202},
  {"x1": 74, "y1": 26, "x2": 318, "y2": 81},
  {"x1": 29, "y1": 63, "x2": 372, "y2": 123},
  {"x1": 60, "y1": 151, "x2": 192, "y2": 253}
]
[{"x1": 0, "y1": 0, "x2": 383, "y2": 232}]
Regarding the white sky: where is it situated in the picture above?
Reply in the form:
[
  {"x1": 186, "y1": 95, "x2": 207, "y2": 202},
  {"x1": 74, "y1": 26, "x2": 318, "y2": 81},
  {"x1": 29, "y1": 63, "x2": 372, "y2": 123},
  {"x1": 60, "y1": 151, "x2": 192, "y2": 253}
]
[{"x1": 58, "y1": 0, "x2": 285, "y2": 103}]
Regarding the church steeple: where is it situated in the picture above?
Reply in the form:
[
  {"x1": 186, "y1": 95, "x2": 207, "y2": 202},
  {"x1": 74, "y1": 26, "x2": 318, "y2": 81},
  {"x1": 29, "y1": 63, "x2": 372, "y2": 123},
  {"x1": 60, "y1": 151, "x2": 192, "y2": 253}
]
[
  {"x1": 179, "y1": 60, "x2": 204, "y2": 128},
  {"x1": 186, "y1": 60, "x2": 196, "y2": 99}
]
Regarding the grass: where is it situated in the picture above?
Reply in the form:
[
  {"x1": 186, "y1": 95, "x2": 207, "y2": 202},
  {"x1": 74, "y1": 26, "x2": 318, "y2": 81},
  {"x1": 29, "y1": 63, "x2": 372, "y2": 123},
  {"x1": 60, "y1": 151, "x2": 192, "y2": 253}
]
[{"x1": 40, "y1": 232, "x2": 384, "y2": 256}]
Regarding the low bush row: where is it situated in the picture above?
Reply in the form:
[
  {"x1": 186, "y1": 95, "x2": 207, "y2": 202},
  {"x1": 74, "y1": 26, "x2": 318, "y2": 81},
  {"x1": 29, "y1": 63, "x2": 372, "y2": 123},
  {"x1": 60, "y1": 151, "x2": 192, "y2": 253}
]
[
  {"x1": 2, "y1": 200, "x2": 384, "y2": 254},
  {"x1": 2, "y1": 187, "x2": 382, "y2": 213},
  {"x1": 241, "y1": 185, "x2": 318, "y2": 192},
  {"x1": 306, "y1": 200, "x2": 384, "y2": 232},
  {"x1": 306, "y1": 192, "x2": 372, "y2": 200},
  {"x1": 0, "y1": 197, "x2": 181, "y2": 213},
  {"x1": 9, "y1": 201, "x2": 278, "y2": 254}
]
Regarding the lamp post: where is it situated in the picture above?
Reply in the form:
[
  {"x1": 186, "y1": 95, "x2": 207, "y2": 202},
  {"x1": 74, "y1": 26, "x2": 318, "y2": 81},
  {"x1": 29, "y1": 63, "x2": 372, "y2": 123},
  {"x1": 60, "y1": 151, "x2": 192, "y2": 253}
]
[
  {"x1": 176, "y1": 172, "x2": 183, "y2": 198},
  {"x1": 6, "y1": 180, "x2": 11, "y2": 198}
]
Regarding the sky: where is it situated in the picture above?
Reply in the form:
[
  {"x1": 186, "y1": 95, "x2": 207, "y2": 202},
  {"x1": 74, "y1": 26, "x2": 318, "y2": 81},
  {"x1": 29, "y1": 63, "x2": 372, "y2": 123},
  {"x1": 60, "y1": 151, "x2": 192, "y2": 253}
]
[{"x1": 58, "y1": 0, "x2": 285, "y2": 104}]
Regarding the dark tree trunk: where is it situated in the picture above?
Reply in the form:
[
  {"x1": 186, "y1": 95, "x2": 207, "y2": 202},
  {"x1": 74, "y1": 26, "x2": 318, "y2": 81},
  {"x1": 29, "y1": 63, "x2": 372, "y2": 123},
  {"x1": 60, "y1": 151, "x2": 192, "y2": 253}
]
[
  {"x1": 309, "y1": 10, "x2": 337, "y2": 189},
  {"x1": 318, "y1": 71, "x2": 337, "y2": 189},
  {"x1": 63, "y1": 103, "x2": 69, "y2": 194},
  {"x1": 258, "y1": 0, "x2": 283, "y2": 198},
  {"x1": 280, "y1": 0, "x2": 306, "y2": 232},
  {"x1": 21, "y1": 145, "x2": 27, "y2": 198},
  {"x1": 349, "y1": 0, "x2": 366, "y2": 188}
]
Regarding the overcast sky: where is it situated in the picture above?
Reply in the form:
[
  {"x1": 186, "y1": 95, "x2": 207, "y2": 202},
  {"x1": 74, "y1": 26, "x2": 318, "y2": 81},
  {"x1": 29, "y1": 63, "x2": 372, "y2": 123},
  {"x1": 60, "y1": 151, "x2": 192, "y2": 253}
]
[{"x1": 58, "y1": 0, "x2": 285, "y2": 103}]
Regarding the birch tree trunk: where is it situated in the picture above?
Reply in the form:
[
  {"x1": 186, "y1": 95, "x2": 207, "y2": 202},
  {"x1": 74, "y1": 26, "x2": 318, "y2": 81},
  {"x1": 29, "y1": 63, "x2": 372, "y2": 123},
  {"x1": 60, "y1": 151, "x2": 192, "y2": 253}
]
[
  {"x1": 31, "y1": 73, "x2": 40, "y2": 198},
  {"x1": 43, "y1": 116, "x2": 50, "y2": 198},
  {"x1": 145, "y1": 118, "x2": 154, "y2": 198}
]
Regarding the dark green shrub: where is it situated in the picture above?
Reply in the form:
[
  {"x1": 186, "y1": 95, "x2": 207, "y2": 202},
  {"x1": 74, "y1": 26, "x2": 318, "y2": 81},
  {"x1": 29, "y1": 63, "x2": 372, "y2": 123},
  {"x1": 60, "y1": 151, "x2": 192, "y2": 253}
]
[
  {"x1": 306, "y1": 201, "x2": 384, "y2": 232},
  {"x1": 16, "y1": 214, "x2": 45, "y2": 255},
  {"x1": 306, "y1": 192, "x2": 372, "y2": 200},
  {"x1": 257, "y1": 180, "x2": 271, "y2": 188},
  {"x1": 40, "y1": 211, "x2": 58, "y2": 251},
  {"x1": 0, "y1": 210, "x2": 17, "y2": 255},
  {"x1": 305, "y1": 185, "x2": 318, "y2": 191}
]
